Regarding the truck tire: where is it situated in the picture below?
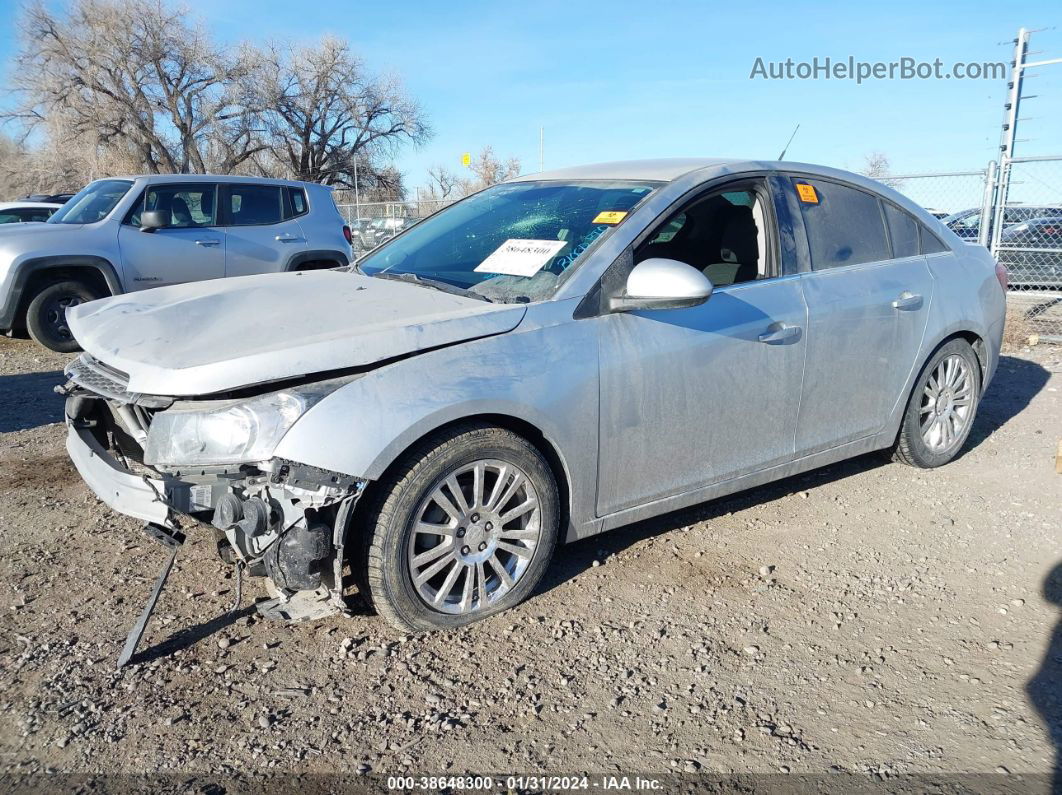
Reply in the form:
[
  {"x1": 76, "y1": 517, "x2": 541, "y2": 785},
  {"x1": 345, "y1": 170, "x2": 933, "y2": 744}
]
[{"x1": 25, "y1": 280, "x2": 101, "y2": 352}]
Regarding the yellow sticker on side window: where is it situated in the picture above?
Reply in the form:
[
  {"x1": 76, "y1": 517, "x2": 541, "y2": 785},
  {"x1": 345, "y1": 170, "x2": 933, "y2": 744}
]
[
  {"x1": 796, "y1": 183, "x2": 819, "y2": 203},
  {"x1": 593, "y1": 210, "x2": 628, "y2": 224}
]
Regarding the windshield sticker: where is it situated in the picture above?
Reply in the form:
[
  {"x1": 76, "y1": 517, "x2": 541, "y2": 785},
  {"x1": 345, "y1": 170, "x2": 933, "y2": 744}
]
[
  {"x1": 592, "y1": 210, "x2": 628, "y2": 224},
  {"x1": 594, "y1": 209, "x2": 624, "y2": 225},
  {"x1": 475, "y1": 239, "x2": 568, "y2": 277}
]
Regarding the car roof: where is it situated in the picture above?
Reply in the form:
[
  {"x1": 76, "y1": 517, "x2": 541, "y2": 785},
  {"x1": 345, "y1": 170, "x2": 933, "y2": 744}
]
[
  {"x1": 507, "y1": 158, "x2": 901, "y2": 190},
  {"x1": 103, "y1": 174, "x2": 330, "y2": 190},
  {"x1": 0, "y1": 201, "x2": 62, "y2": 210}
]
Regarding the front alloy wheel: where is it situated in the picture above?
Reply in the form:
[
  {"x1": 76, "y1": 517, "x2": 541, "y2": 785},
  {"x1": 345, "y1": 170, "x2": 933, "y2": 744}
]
[
  {"x1": 408, "y1": 459, "x2": 543, "y2": 614},
  {"x1": 361, "y1": 423, "x2": 559, "y2": 631}
]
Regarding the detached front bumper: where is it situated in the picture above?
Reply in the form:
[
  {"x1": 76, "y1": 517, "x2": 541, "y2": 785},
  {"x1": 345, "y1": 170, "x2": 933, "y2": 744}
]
[{"x1": 66, "y1": 422, "x2": 175, "y2": 528}]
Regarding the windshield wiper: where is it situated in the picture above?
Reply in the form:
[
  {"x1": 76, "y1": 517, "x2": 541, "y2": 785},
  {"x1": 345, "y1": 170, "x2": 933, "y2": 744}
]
[{"x1": 372, "y1": 271, "x2": 493, "y2": 302}]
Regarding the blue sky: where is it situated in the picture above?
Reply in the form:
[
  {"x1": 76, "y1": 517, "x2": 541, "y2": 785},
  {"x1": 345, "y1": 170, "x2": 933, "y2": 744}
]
[{"x1": 1, "y1": 0, "x2": 1060, "y2": 191}]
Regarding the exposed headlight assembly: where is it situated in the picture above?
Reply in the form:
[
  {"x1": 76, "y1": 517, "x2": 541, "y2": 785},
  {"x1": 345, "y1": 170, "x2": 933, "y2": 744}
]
[{"x1": 144, "y1": 382, "x2": 343, "y2": 467}]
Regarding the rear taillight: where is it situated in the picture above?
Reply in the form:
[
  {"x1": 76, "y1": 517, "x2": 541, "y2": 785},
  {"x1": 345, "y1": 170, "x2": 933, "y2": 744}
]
[
  {"x1": 342, "y1": 225, "x2": 352, "y2": 244},
  {"x1": 995, "y1": 261, "x2": 1008, "y2": 292}
]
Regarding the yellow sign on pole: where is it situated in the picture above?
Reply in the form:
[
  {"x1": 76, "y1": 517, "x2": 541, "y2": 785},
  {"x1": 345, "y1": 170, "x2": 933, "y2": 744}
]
[{"x1": 460, "y1": 152, "x2": 471, "y2": 168}]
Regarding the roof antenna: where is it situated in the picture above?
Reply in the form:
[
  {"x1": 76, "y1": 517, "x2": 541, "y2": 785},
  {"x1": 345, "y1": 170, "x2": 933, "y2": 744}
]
[{"x1": 777, "y1": 124, "x2": 800, "y2": 160}]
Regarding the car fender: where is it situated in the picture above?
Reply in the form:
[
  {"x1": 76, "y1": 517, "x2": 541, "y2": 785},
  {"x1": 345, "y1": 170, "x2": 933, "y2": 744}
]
[
  {"x1": 0, "y1": 254, "x2": 123, "y2": 329},
  {"x1": 284, "y1": 248, "x2": 351, "y2": 270},
  {"x1": 272, "y1": 299, "x2": 601, "y2": 534}
]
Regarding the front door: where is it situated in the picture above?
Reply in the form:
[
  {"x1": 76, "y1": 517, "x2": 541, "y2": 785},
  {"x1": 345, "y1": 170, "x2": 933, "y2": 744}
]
[
  {"x1": 595, "y1": 181, "x2": 808, "y2": 516},
  {"x1": 117, "y1": 182, "x2": 225, "y2": 289}
]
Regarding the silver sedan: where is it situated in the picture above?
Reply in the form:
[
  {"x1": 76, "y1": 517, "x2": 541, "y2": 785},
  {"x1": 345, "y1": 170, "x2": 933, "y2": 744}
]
[{"x1": 63, "y1": 158, "x2": 1006, "y2": 637}]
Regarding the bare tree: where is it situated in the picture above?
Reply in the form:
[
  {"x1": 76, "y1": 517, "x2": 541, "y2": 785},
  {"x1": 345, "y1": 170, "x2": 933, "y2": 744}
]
[
  {"x1": 422, "y1": 147, "x2": 522, "y2": 202},
  {"x1": 424, "y1": 165, "x2": 463, "y2": 200},
  {"x1": 246, "y1": 37, "x2": 430, "y2": 187},
  {"x1": 860, "y1": 152, "x2": 905, "y2": 189},
  {"x1": 5, "y1": 0, "x2": 262, "y2": 174}
]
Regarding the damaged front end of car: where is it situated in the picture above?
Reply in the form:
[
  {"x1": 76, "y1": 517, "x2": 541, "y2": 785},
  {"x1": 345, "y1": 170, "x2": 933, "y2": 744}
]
[{"x1": 60, "y1": 354, "x2": 368, "y2": 663}]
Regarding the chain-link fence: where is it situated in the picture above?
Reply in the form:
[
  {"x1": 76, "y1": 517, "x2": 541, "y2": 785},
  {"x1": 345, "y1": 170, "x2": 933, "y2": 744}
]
[
  {"x1": 888, "y1": 157, "x2": 1062, "y2": 342},
  {"x1": 333, "y1": 195, "x2": 456, "y2": 255}
]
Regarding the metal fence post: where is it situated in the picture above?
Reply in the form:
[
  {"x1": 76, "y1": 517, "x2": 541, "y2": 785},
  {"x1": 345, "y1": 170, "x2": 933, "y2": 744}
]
[{"x1": 978, "y1": 160, "x2": 997, "y2": 250}]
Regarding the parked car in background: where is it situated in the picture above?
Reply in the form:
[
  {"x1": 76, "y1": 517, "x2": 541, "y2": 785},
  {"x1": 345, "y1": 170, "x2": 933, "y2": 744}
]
[
  {"x1": 358, "y1": 216, "x2": 415, "y2": 251},
  {"x1": 924, "y1": 208, "x2": 950, "y2": 220},
  {"x1": 0, "y1": 175, "x2": 353, "y2": 351},
  {"x1": 945, "y1": 205, "x2": 1062, "y2": 241},
  {"x1": 0, "y1": 201, "x2": 62, "y2": 224},
  {"x1": 60, "y1": 158, "x2": 1005, "y2": 636},
  {"x1": 21, "y1": 192, "x2": 77, "y2": 205},
  {"x1": 996, "y1": 217, "x2": 1062, "y2": 289}
]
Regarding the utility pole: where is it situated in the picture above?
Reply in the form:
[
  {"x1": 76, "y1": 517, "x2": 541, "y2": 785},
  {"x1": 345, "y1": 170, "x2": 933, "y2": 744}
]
[{"x1": 991, "y1": 27, "x2": 1062, "y2": 250}]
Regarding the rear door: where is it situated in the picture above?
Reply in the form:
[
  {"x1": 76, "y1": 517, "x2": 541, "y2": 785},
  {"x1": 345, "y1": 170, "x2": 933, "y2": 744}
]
[
  {"x1": 789, "y1": 177, "x2": 934, "y2": 455},
  {"x1": 222, "y1": 183, "x2": 309, "y2": 277},
  {"x1": 117, "y1": 182, "x2": 225, "y2": 289}
]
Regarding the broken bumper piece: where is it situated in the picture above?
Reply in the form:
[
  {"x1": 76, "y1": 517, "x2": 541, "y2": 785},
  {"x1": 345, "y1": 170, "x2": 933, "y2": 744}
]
[
  {"x1": 65, "y1": 410, "x2": 367, "y2": 625},
  {"x1": 66, "y1": 424, "x2": 173, "y2": 528}
]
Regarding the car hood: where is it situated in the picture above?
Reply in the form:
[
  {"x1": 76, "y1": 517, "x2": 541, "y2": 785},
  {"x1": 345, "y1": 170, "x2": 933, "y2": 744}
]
[{"x1": 67, "y1": 270, "x2": 527, "y2": 396}]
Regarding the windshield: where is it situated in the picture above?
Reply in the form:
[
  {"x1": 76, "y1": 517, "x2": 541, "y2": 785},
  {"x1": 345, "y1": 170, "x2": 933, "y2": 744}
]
[
  {"x1": 48, "y1": 179, "x2": 133, "y2": 224},
  {"x1": 358, "y1": 180, "x2": 657, "y2": 302}
]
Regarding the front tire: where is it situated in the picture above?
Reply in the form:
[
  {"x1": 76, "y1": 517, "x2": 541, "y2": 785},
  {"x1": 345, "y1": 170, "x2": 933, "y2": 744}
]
[
  {"x1": 361, "y1": 423, "x2": 559, "y2": 632},
  {"x1": 892, "y1": 339, "x2": 981, "y2": 468},
  {"x1": 25, "y1": 280, "x2": 100, "y2": 352}
]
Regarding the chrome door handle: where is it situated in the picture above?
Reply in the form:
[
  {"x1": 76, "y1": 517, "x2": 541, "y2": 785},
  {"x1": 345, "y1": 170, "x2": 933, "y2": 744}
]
[
  {"x1": 195, "y1": 239, "x2": 220, "y2": 247},
  {"x1": 891, "y1": 292, "x2": 923, "y2": 310},
  {"x1": 275, "y1": 234, "x2": 305, "y2": 242},
  {"x1": 758, "y1": 324, "x2": 801, "y2": 344}
]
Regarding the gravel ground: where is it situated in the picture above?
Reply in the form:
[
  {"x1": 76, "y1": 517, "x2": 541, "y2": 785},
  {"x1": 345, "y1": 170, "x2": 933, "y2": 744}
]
[{"x1": 0, "y1": 334, "x2": 1060, "y2": 790}]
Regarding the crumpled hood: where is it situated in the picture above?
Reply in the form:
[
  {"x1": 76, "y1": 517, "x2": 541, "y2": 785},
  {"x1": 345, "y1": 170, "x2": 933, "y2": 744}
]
[{"x1": 67, "y1": 270, "x2": 527, "y2": 396}]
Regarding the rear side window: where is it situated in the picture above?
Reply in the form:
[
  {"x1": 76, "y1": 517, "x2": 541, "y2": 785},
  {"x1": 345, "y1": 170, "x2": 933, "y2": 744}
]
[
  {"x1": 285, "y1": 187, "x2": 308, "y2": 219},
  {"x1": 920, "y1": 227, "x2": 948, "y2": 254},
  {"x1": 227, "y1": 185, "x2": 283, "y2": 226},
  {"x1": 793, "y1": 178, "x2": 890, "y2": 269},
  {"x1": 884, "y1": 203, "x2": 919, "y2": 258}
]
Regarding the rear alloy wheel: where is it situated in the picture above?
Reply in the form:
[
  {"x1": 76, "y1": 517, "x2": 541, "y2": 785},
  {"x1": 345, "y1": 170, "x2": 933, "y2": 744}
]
[
  {"x1": 361, "y1": 424, "x2": 559, "y2": 631},
  {"x1": 892, "y1": 339, "x2": 981, "y2": 468},
  {"x1": 25, "y1": 280, "x2": 99, "y2": 352}
]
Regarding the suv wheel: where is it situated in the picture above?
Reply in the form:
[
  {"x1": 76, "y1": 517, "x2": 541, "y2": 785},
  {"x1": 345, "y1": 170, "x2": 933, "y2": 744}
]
[
  {"x1": 361, "y1": 423, "x2": 559, "y2": 632},
  {"x1": 25, "y1": 280, "x2": 100, "y2": 352},
  {"x1": 892, "y1": 339, "x2": 982, "y2": 468}
]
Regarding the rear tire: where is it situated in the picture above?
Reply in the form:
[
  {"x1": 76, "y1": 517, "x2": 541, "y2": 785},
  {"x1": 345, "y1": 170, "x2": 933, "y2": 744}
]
[
  {"x1": 892, "y1": 339, "x2": 981, "y2": 468},
  {"x1": 25, "y1": 280, "x2": 100, "y2": 352},
  {"x1": 360, "y1": 423, "x2": 559, "y2": 632}
]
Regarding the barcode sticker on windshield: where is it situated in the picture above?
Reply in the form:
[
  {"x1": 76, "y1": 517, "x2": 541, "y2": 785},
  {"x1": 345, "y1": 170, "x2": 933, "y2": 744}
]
[{"x1": 474, "y1": 239, "x2": 567, "y2": 277}]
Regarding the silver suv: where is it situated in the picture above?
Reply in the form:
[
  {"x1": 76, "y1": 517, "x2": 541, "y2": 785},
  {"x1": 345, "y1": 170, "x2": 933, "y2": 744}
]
[{"x1": 0, "y1": 175, "x2": 353, "y2": 351}]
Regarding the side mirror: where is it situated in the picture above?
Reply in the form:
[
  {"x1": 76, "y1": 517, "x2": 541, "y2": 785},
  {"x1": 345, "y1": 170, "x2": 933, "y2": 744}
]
[
  {"x1": 609, "y1": 258, "x2": 714, "y2": 313},
  {"x1": 140, "y1": 210, "x2": 168, "y2": 233}
]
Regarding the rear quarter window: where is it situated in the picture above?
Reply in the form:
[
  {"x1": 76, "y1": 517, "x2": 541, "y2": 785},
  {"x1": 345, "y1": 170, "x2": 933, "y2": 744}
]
[
  {"x1": 792, "y1": 178, "x2": 891, "y2": 269},
  {"x1": 884, "y1": 203, "x2": 920, "y2": 258}
]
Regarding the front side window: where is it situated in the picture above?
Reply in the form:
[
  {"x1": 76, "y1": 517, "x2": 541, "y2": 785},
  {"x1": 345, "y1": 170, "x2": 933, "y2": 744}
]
[
  {"x1": 48, "y1": 179, "x2": 132, "y2": 224},
  {"x1": 635, "y1": 186, "x2": 772, "y2": 287},
  {"x1": 127, "y1": 185, "x2": 217, "y2": 228},
  {"x1": 358, "y1": 180, "x2": 657, "y2": 303},
  {"x1": 228, "y1": 185, "x2": 283, "y2": 226},
  {"x1": 794, "y1": 179, "x2": 890, "y2": 269}
]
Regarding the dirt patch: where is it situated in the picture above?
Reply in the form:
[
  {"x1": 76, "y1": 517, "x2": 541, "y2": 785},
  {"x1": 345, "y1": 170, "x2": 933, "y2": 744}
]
[{"x1": 1, "y1": 337, "x2": 1060, "y2": 785}]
